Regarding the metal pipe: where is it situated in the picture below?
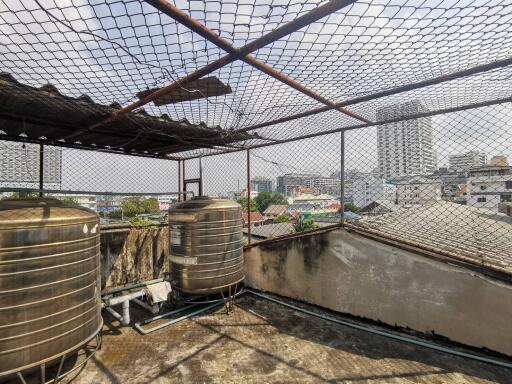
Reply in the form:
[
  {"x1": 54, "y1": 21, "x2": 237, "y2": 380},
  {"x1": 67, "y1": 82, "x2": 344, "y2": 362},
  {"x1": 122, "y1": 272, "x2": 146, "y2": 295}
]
[
  {"x1": 246, "y1": 149, "x2": 251, "y2": 245},
  {"x1": 238, "y1": 56, "x2": 512, "y2": 133},
  {"x1": 105, "y1": 307, "x2": 123, "y2": 322},
  {"x1": 121, "y1": 301, "x2": 130, "y2": 326},
  {"x1": 178, "y1": 159, "x2": 182, "y2": 202},
  {"x1": 133, "y1": 298, "x2": 160, "y2": 314},
  {"x1": 134, "y1": 303, "x2": 221, "y2": 335},
  {"x1": 0, "y1": 188, "x2": 191, "y2": 197},
  {"x1": 105, "y1": 290, "x2": 145, "y2": 306},
  {"x1": 246, "y1": 289, "x2": 512, "y2": 370}
]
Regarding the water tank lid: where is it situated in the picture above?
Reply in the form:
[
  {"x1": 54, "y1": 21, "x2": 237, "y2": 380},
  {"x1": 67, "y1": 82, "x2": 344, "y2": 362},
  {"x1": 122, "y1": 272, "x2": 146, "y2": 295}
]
[
  {"x1": 0, "y1": 198, "x2": 97, "y2": 229},
  {"x1": 170, "y1": 196, "x2": 241, "y2": 211}
]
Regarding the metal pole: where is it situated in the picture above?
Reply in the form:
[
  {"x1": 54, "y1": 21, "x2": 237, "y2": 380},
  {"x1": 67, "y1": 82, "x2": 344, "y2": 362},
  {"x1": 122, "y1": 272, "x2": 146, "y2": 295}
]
[
  {"x1": 340, "y1": 131, "x2": 345, "y2": 225},
  {"x1": 199, "y1": 156, "x2": 203, "y2": 196},
  {"x1": 182, "y1": 160, "x2": 187, "y2": 201},
  {"x1": 246, "y1": 149, "x2": 251, "y2": 245},
  {"x1": 178, "y1": 160, "x2": 182, "y2": 202},
  {"x1": 39, "y1": 143, "x2": 44, "y2": 197}
]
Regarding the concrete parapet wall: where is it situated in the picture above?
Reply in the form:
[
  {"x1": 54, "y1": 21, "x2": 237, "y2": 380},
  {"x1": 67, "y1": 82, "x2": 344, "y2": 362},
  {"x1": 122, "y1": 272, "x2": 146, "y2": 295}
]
[
  {"x1": 244, "y1": 228, "x2": 512, "y2": 356},
  {"x1": 100, "y1": 224, "x2": 169, "y2": 290}
]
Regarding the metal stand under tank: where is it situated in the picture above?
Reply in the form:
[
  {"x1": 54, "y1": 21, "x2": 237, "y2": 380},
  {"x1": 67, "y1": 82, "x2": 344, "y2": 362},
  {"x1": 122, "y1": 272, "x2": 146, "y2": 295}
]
[
  {"x1": 168, "y1": 196, "x2": 245, "y2": 298},
  {"x1": 0, "y1": 198, "x2": 103, "y2": 383}
]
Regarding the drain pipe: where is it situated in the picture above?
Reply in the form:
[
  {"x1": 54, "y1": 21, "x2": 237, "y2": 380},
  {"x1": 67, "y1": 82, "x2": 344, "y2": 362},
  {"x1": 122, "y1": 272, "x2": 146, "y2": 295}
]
[
  {"x1": 246, "y1": 290, "x2": 512, "y2": 370},
  {"x1": 103, "y1": 290, "x2": 146, "y2": 326}
]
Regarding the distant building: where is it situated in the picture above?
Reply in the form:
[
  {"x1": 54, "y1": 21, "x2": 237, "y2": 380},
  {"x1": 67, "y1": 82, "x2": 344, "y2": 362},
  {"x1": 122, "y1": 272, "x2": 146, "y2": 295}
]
[
  {"x1": 431, "y1": 168, "x2": 468, "y2": 203},
  {"x1": 276, "y1": 173, "x2": 322, "y2": 196},
  {"x1": 449, "y1": 151, "x2": 486, "y2": 171},
  {"x1": 0, "y1": 141, "x2": 62, "y2": 188},
  {"x1": 376, "y1": 101, "x2": 437, "y2": 179},
  {"x1": 489, "y1": 155, "x2": 509, "y2": 167},
  {"x1": 241, "y1": 188, "x2": 258, "y2": 199},
  {"x1": 289, "y1": 193, "x2": 337, "y2": 207},
  {"x1": 156, "y1": 195, "x2": 177, "y2": 211},
  {"x1": 263, "y1": 204, "x2": 288, "y2": 219},
  {"x1": 396, "y1": 176, "x2": 442, "y2": 205},
  {"x1": 251, "y1": 177, "x2": 273, "y2": 193},
  {"x1": 345, "y1": 174, "x2": 396, "y2": 208},
  {"x1": 360, "y1": 200, "x2": 398, "y2": 216},
  {"x1": 467, "y1": 165, "x2": 512, "y2": 211},
  {"x1": 242, "y1": 211, "x2": 264, "y2": 227},
  {"x1": 50, "y1": 194, "x2": 97, "y2": 210}
]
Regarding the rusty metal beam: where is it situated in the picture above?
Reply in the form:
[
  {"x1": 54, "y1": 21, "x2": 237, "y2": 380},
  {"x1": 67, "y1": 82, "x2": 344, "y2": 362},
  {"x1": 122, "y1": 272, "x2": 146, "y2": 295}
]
[
  {"x1": 238, "y1": 56, "x2": 512, "y2": 132},
  {"x1": 183, "y1": 95, "x2": 512, "y2": 159},
  {"x1": 90, "y1": 0, "x2": 359, "y2": 130},
  {"x1": 142, "y1": 0, "x2": 369, "y2": 125}
]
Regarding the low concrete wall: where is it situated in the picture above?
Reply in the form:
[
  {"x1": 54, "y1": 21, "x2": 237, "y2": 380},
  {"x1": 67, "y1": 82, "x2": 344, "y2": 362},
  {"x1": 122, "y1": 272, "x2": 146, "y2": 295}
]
[
  {"x1": 100, "y1": 225, "x2": 169, "y2": 290},
  {"x1": 245, "y1": 228, "x2": 512, "y2": 356}
]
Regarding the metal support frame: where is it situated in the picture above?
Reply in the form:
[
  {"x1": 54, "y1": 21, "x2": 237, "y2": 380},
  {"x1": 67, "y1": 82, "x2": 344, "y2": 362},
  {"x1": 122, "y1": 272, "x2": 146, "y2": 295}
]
[
  {"x1": 178, "y1": 159, "x2": 182, "y2": 201},
  {"x1": 88, "y1": 0, "x2": 363, "y2": 131},
  {"x1": 238, "y1": 56, "x2": 512, "y2": 133},
  {"x1": 183, "y1": 95, "x2": 512, "y2": 160},
  {"x1": 9, "y1": 332, "x2": 102, "y2": 384},
  {"x1": 246, "y1": 149, "x2": 251, "y2": 245},
  {"x1": 143, "y1": 0, "x2": 369, "y2": 124}
]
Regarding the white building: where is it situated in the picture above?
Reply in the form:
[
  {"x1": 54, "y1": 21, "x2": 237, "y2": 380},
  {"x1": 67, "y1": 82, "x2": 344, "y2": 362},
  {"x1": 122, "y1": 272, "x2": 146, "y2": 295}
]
[
  {"x1": 467, "y1": 165, "x2": 512, "y2": 211},
  {"x1": 241, "y1": 188, "x2": 259, "y2": 199},
  {"x1": 346, "y1": 174, "x2": 396, "y2": 208},
  {"x1": 396, "y1": 176, "x2": 442, "y2": 205},
  {"x1": 449, "y1": 151, "x2": 486, "y2": 172},
  {"x1": 0, "y1": 141, "x2": 62, "y2": 188},
  {"x1": 289, "y1": 193, "x2": 338, "y2": 208},
  {"x1": 376, "y1": 101, "x2": 437, "y2": 179},
  {"x1": 50, "y1": 194, "x2": 97, "y2": 210}
]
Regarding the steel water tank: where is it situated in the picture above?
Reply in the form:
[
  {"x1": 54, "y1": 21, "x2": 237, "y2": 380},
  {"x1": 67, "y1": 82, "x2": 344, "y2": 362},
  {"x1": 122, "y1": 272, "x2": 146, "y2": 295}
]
[
  {"x1": 169, "y1": 197, "x2": 244, "y2": 295},
  {"x1": 0, "y1": 198, "x2": 102, "y2": 377}
]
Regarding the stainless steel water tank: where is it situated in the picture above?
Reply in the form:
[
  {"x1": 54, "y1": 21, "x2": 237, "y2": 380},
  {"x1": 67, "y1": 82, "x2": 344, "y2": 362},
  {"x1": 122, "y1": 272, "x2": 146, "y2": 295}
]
[
  {"x1": 169, "y1": 197, "x2": 244, "y2": 295},
  {"x1": 0, "y1": 198, "x2": 102, "y2": 377}
]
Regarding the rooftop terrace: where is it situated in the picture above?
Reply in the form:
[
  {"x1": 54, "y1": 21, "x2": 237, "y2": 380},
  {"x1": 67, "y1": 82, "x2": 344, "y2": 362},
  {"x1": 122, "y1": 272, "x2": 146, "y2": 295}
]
[{"x1": 46, "y1": 294, "x2": 511, "y2": 384}]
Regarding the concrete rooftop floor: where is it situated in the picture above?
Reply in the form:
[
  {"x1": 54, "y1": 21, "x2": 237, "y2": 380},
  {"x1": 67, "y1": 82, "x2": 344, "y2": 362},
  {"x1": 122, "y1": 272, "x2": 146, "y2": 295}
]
[{"x1": 47, "y1": 294, "x2": 512, "y2": 383}]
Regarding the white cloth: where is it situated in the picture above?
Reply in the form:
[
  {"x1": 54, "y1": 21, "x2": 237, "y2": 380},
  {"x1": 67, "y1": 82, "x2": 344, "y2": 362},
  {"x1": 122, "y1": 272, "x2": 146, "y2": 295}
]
[{"x1": 144, "y1": 281, "x2": 172, "y2": 304}]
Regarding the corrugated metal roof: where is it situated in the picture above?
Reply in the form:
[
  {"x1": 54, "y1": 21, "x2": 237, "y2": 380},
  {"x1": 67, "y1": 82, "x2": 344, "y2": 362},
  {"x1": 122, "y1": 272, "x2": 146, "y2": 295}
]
[{"x1": 0, "y1": 73, "x2": 252, "y2": 158}]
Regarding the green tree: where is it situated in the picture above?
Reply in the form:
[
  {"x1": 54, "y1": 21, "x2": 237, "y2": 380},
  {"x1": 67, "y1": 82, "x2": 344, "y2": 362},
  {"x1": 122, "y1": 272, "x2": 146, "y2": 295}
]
[
  {"x1": 121, "y1": 197, "x2": 161, "y2": 217},
  {"x1": 273, "y1": 213, "x2": 291, "y2": 223},
  {"x1": 237, "y1": 197, "x2": 258, "y2": 212},
  {"x1": 142, "y1": 197, "x2": 160, "y2": 214},
  {"x1": 254, "y1": 192, "x2": 287, "y2": 213},
  {"x1": 293, "y1": 214, "x2": 319, "y2": 233},
  {"x1": 344, "y1": 202, "x2": 360, "y2": 213},
  {"x1": 60, "y1": 196, "x2": 79, "y2": 205}
]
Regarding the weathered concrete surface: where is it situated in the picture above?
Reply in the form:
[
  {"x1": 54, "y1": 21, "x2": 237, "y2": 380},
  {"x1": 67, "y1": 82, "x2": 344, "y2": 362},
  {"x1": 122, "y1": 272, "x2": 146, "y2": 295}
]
[
  {"x1": 100, "y1": 225, "x2": 169, "y2": 290},
  {"x1": 47, "y1": 295, "x2": 512, "y2": 383},
  {"x1": 245, "y1": 229, "x2": 512, "y2": 356}
]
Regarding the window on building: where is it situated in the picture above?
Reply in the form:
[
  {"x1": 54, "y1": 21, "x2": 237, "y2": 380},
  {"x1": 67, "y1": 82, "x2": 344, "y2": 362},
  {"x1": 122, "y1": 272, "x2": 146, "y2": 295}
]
[
  {"x1": 506, "y1": 181, "x2": 512, "y2": 189},
  {"x1": 501, "y1": 194, "x2": 512, "y2": 202},
  {"x1": 477, "y1": 197, "x2": 487, "y2": 203}
]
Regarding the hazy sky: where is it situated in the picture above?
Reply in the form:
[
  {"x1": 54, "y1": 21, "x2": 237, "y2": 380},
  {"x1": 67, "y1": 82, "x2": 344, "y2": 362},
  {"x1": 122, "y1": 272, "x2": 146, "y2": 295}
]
[{"x1": 0, "y1": 0, "x2": 511, "y2": 196}]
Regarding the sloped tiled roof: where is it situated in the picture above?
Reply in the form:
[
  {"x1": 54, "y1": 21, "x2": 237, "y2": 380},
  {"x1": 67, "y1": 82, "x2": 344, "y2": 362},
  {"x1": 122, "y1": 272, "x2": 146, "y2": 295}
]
[{"x1": 352, "y1": 201, "x2": 512, "y2": 274}]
